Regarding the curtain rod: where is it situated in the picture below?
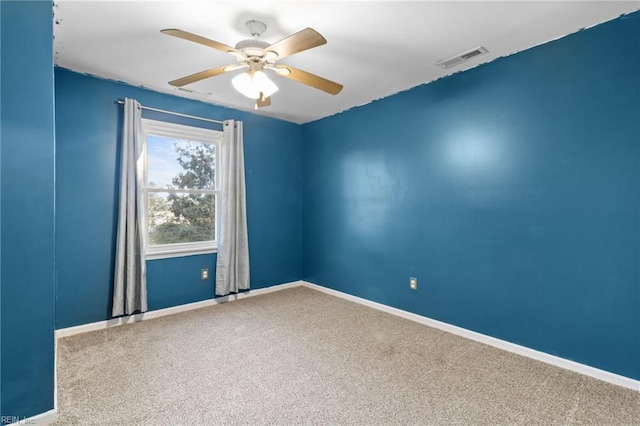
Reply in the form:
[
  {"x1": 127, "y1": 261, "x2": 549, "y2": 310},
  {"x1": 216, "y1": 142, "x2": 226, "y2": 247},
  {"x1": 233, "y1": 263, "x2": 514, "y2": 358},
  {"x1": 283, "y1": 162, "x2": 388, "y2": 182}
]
[{"x1": 116, "y1": 100, "x2": 225, "y2": 125}]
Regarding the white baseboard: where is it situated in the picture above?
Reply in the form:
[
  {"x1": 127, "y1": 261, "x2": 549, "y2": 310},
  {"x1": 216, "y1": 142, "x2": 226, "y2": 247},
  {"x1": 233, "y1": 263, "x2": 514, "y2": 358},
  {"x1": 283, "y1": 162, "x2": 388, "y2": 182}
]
[
  {"x1": 7, "y1": 409, "x2": 57, "y2": 425},
  {"x1": 54, "y1": 278, "x2": 639, "y2": 391},
  {"x1": 301, "y1": 281, "x2": 640, "y2": 392},
  {"x1": 55, "y1": 280, "x2": 303, "y2": 338}
]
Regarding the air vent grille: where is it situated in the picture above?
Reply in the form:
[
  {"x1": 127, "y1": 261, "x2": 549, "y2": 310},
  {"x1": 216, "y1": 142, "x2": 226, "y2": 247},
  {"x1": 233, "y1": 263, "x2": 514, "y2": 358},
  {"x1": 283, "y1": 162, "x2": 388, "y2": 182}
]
[
  {"x1": 460, "y1": 49, "x2": 484, "y2": 60},
  {"x1": 437, "y1": 46, "x2": 488, "y2": 69}
]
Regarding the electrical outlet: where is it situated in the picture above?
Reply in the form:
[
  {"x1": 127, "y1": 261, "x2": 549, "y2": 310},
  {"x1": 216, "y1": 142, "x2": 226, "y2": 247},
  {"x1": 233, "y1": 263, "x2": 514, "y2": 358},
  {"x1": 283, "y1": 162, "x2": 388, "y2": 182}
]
[
  {"x1": 410, "y1": 277, "x2": 418, "y2": 291},
  {"x1": 201, "y1": 268, "x2": 209, "y2": 280}
]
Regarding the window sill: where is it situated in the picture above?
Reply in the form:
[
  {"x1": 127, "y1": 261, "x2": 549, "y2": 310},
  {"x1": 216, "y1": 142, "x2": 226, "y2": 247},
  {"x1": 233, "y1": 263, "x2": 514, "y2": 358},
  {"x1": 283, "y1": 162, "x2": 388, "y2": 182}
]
[{"x1": 146, "y1": 247, "x2": 217, "y2": 260}]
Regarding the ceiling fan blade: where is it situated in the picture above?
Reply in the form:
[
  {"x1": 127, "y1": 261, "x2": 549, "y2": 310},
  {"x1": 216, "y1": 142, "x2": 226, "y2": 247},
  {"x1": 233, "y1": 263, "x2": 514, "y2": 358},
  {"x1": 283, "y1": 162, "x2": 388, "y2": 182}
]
[
  {"x1": 255, "y1": 93, "x2": 271, "y2": 109},
  {"x1": 274, "y1": 65, "x2": 343, "y2": 95},
  {"x1": 168, "y1": 66, "x2": 230, "y2": 87},
  {"x1": 161, "y1": 29, "x2": 240, "y2": 56},
  {"x1": 266, "y1": 28, "x2": 326, "y2": 59}
]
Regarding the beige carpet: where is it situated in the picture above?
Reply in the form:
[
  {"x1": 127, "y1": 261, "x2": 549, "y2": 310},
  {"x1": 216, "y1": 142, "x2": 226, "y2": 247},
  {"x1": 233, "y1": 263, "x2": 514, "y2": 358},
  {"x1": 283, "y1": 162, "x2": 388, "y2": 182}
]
[{"x1": 55, "y1": 286, "x2": 639, "y2": 425}]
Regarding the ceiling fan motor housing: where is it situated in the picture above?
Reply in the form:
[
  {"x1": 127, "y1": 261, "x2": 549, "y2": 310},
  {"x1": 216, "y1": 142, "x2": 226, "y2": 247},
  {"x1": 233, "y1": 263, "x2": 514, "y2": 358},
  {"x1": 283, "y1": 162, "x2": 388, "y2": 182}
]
[{"x1": 234, "y1": 39, "x2": 270, "y2": 58}]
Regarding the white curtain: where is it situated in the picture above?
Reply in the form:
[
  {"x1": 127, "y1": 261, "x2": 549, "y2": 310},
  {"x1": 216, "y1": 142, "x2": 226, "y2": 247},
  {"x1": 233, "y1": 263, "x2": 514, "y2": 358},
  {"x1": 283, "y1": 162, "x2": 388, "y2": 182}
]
[
  {"x1": 112, "y1": 98, "x2": 148, "y2": 316},
  {"x1": 216, "y1": 120, "x2": 250, "y2": 296}
]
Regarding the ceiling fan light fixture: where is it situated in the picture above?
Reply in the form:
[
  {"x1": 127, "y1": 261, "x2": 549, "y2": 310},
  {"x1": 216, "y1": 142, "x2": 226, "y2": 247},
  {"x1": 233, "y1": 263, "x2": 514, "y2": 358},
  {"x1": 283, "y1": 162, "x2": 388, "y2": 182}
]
[
  {"x1": 231, "y1": 70, "x2": 278, "y2": 99},
  {"x1": 231, "y1": 72, "x2": 253, "y2": 97},
  {"x1": 252, "y1": 70, "x2": 278, "y2": 97}
]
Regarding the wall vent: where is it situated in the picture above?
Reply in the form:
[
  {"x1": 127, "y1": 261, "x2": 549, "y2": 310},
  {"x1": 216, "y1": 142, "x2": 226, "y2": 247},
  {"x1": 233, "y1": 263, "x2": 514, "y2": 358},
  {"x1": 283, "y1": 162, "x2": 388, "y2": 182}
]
[{"x1": 436, "y1": 46, "x2": 488, "y2": 69}]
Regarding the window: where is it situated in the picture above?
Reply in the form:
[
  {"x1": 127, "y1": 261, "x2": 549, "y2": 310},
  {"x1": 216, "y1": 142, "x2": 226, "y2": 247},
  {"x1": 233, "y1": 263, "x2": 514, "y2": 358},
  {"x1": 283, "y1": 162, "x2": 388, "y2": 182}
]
[{"x1": 142, "y1": 119, "x2": 222, "y2": 259}]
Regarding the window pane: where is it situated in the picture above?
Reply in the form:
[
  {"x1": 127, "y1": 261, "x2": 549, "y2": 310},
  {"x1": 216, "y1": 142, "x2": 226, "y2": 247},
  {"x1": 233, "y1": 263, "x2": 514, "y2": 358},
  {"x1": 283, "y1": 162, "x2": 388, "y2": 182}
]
[
  {"x1": 147, "y1": 135, "x2": 215, "y2": 190},
  {"x1": 147, "y1": 192, "x2": 215, "y2": 245}
]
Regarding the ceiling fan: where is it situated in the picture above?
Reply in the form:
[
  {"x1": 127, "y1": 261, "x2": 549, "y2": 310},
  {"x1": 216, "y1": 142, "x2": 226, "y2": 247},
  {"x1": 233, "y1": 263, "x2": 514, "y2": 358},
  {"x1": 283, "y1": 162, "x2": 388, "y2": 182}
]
[{"x1": 161, "y1": 20, "x2": 343, "y2": 109}]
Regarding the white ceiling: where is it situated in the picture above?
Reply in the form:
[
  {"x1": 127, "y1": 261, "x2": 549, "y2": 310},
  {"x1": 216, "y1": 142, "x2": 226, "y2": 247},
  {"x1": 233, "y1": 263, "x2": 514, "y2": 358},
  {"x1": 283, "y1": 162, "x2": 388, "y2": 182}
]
[{"x1": 53, "y1": 1, "x2": 638, "y2": 124}]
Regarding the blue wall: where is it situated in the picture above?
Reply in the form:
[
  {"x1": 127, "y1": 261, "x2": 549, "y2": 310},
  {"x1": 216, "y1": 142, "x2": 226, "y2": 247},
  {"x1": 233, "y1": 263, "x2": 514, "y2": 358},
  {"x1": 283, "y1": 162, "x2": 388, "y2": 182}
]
[
  {"x1": 1, "y1": 1, "x2": 56, "y2": 420},
  {"x1": 302, "y1": 13, "x2": 640, "y2": 380},
  {"x1": 55, "y1": 69, "x2": 302, "y2": 328}
]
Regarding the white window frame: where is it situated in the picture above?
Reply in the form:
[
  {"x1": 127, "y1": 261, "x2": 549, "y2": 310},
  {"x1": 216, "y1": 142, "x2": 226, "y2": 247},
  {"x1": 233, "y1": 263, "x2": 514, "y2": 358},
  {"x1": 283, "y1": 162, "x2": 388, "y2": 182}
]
[{"x1": 141, "y1": 118, "x2": 222, "y2": 260}]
